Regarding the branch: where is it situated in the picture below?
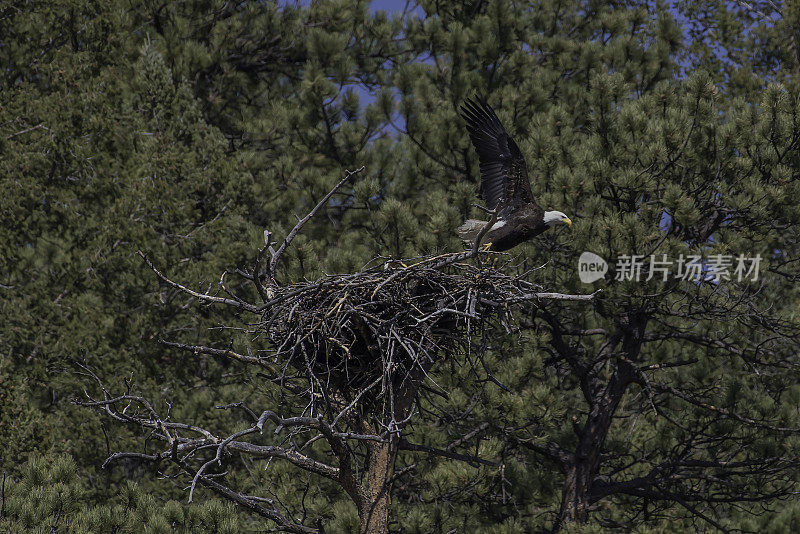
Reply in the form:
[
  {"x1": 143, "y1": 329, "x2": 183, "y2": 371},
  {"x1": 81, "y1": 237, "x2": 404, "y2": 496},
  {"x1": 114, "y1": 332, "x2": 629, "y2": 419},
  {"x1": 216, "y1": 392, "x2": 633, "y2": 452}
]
[
  {"x1": 190, "y1": 426, "x2": 260, "y2": 502},
  {"x1": 79, "y1": 373, "x2": 344, "y2": 483},
  {"x1": 76, "y1": 394, "x2": 216, "y2": 440},
  {"x1": 500, "y1": 424, "x2": 573, "y2": 468},
  {"x1": 270, "y1": 166, "x2": 365, "y2": 273},
  {"x1": 160, "y1": 339, "x2": 266, "y2": 366},
  {"x1": 734, "y1": 0, "x2": 769, "y2": 20},
  {"x1": 480, "y1": 289, "x2": 602, "y2": 306},
  {"x1": 159, "y1": 339, "x2": 282, "y2": 378},
  {"x1": 253, "y1": 230, "x2": 273, "y2": 303},
  {"x1": 256, "y1": 411, "x2": 384, "y2": 445},
  {"x1": 398, "y1": 439, "x2": 498, "y2": 467},
  {"x1": 511, "y1": 289, "x2": 603, "y2": 302},
  {"x1": 445, "y1": 422, "x2": 490, "y2": 451},
  {"x1": 137, "y1": 251, "x2": 258, "y2": 313},
  {"x1": 5, "y1": 123, "x2": 49, "y2": 140},
  {"x1": 183, "y1": 461, "x2": 319, "y2": 533},
  {"x1": 653, "y1": 383, "x2": 800, "y2": 433}
]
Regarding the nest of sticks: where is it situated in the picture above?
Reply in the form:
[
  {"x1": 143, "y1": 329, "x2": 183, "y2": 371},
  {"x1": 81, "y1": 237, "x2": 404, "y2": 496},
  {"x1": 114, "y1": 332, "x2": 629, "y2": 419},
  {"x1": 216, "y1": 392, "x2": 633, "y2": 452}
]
[
  {"x1": 142, "y1": 168, "x2": 596, "y2": 417},
  {"x1": 259, "y1": 252, "x2": 561, "y2": 404}
]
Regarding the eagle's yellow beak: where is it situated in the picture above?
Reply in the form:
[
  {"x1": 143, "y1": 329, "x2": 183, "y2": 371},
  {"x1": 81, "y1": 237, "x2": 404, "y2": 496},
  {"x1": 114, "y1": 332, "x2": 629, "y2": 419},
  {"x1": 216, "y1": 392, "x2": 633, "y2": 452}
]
[{"x1": 563, "y1": 216, "x2": 573, "y2": 227}]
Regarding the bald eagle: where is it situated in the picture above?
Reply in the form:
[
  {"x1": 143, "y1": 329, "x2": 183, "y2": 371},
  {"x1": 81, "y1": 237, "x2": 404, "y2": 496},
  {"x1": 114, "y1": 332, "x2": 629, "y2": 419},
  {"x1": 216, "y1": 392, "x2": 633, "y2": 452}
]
[{"x1": 458, "y1": 97, "x2": 572, "y2": 251}]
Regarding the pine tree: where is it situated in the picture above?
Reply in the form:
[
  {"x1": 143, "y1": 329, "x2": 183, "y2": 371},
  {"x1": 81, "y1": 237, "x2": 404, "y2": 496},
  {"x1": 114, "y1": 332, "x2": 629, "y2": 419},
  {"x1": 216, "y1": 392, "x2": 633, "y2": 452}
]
[
  {"x1": 0, "y1": 3, "x2": 263, "y2": 521},
  {"x1": 1, "y1": 0, "x2": 402, "y2": 530},
  {"x1": 0, "y1": 455, "x2": 245, "y2": 533},
  {"x1": 3, "y1": 0, "x2": 800, "y2": 532},
  {"x1": 385, "y1": 1, "x2": 800, "y2": 531}
]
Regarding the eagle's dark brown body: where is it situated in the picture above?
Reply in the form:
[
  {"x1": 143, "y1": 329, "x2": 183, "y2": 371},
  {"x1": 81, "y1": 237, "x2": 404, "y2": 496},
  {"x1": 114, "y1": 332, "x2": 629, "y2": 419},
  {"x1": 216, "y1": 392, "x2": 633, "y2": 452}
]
[{"x1": 484, "y1": 209, "x2": 548, "y2": 252}]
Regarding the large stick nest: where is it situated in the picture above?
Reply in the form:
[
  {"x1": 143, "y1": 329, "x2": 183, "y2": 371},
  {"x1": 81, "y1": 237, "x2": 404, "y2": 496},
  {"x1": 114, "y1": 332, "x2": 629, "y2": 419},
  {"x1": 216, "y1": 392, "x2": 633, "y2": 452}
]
[
  {"x1": 141, "y1": 166, "x2": 596, "y2": 417},
  {"x1": 260, "y1": 253, "x2": 546, "y2": 399}
]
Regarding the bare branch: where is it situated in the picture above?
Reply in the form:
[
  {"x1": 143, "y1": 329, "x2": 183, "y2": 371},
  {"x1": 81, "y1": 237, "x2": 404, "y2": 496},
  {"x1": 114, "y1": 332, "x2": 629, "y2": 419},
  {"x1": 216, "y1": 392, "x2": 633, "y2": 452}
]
[
  {"x1": 137, "y1": 251, "x2": 259, "y2": 312},
  {"x1": 5, "y1": 123, "x2": 49, "y2": 140},
  {"x1": 270, "y1": 166, "x2": 365, "y2": 273},
  {"x1": 398, "y1": 439, "x2": 498, "y2": 467},
  {"x1": 159, "y1": 339, "x2": 278, "y2": 373}
]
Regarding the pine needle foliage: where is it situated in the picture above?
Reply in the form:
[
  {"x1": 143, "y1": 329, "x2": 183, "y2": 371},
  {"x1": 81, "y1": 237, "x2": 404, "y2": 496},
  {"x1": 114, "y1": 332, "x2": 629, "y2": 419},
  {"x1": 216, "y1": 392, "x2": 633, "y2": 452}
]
[{"x1": 3, "y1": 0, "x2": 800, "y2": 533}]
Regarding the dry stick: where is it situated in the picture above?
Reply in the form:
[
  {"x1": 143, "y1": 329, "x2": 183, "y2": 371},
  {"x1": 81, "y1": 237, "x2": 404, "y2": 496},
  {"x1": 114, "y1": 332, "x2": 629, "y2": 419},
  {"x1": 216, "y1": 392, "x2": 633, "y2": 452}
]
[
  {"x1": 446, "y1": 421, "x2": 490, "y2": 451},
  {"x1": 77, "y1": 394, "x2": 216, "y2": 441},
  {"x1": 415, "y1": 207, "x2": 502, "y2": 273},
  {"x1": 180, "y1": 460, "x2": 318, "y2": 534},
  {"x1": 160, "y1": 340, "x2": 309, "y2": 396},
  {"x1": 252, "y1": 232, "x2": 272, "y2": 303},
  {"x1": 478, "y1": 288, "x2": 602, "y2": 306},
  {"x1": 94, "y1": 397, "x2": 344, "y2": 479},
  {"x1": 160, "y1": 339, "x2": 277, "y2": 373},
  {"x1": 512, "y1": 288, "x2": 603, "y2": 302},
  {"x1": 190, "y1": 426, "x2": 259, "y2": 502},
  {"x1": 270, "y1": 166, "x2": 366, "y2": 274},
  {"x1": 654, "y1": 383, "x2": 800, "y2": 433},
  {"x1": 137, "y1": 251, "x2": 259, "y2": 313},
  {"x1": 331, "y1": 374, "x2": 385, "y2": 428},
  {"x1": 256, "y1": 410, "x2": 382, "y2": 443},
  {"x1": 370, "y1": 250, "x2": 481, "y2": 302},
  {"x1": 370, "y1": 207, "x2": 502, "y2": 300},
  {"x1": 398, "y1": 439, "x2": 498, "y2": 467},
  {"x1": 5, "y1": 123, "x2": 48, "y2": 140}
]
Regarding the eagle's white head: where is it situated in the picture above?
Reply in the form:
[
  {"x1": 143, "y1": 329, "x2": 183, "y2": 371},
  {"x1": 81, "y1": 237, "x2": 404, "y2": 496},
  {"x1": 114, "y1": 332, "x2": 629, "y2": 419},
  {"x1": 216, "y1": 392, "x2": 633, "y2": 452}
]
[{"x1": 544, "y1": 210, "x2": 573, "y2": 227}]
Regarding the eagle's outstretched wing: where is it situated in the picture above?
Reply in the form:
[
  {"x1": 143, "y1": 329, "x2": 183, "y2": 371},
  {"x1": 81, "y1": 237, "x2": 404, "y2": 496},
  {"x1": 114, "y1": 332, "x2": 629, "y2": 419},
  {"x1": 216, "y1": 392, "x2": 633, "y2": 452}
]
[{"x1": 460, "y1": 97, "x2": 538, "y2": 215}]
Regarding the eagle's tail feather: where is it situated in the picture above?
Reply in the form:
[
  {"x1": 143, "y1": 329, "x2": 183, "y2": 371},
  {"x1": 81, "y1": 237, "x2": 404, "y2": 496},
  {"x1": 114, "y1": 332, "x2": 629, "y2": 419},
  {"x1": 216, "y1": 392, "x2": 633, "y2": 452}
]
[{"x1": 457, "y1": 219, "x2": 487, "y2": 245}]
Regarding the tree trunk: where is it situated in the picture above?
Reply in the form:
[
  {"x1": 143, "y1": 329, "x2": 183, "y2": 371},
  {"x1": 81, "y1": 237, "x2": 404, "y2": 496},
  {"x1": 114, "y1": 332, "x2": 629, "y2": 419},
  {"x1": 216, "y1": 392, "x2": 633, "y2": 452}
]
[
  {"x1": 559, "y1": 456, "x2": 594, "y2": 524},
  {"x1": 356, "y1": 372, "x2": 420, "y2": 534},
  {"x1": 556, "y1": 315, "x2": 646, "y2": 530},
  {"x1": 359, "y1": 435, "x2": 399, "y2": 534},
  {"x1": 556, "y1": 372, "x2": 634, "y2": 528}
]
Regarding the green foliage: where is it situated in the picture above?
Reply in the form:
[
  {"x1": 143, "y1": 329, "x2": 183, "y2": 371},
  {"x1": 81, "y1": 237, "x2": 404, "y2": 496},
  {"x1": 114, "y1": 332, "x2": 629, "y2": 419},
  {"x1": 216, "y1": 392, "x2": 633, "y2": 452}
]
[
  {"x1": 0, "y1": 455, "x2": 242, "y2": 533},
  {"x1": 2, "y1": 0, "x2": 799, "y2": 532}
]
